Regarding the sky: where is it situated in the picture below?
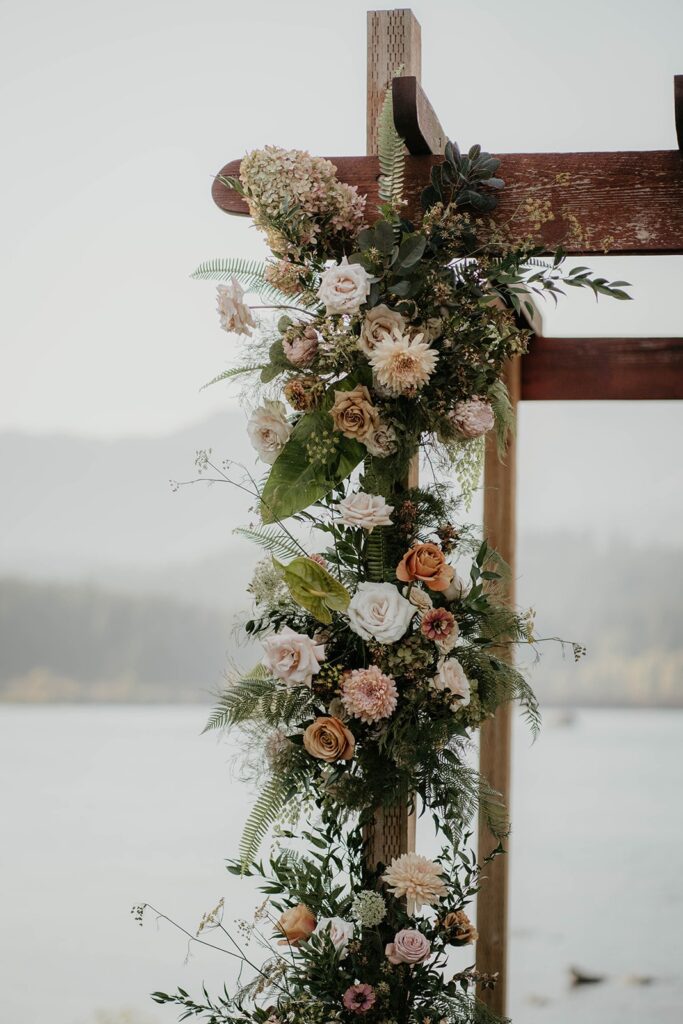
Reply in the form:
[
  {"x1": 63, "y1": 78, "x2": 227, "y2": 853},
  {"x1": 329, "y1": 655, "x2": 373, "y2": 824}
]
[{"x1": 1, "y1": 0, "x2": 682, "y2": 439}]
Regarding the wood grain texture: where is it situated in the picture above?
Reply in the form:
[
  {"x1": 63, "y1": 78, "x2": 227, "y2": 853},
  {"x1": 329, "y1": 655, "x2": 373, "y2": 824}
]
[
  {"x1": 362, "y1": 9, "x2": 421, "y2": 874},
  {"x1": 367, "y1": 9, "x2": 421, "y2": 154},
  {"x1": 476, "y1": 358, "x2": 521, "y2": 1017},
  {"x1": 211, "y1": 149, "x2": 683, "y2": 254},
  {"x1": 522, "y1": 336, "x2": 683, "y2": 400},
  {"x1": 392, "y1": 75, "x2": 447, "y2": 155}
]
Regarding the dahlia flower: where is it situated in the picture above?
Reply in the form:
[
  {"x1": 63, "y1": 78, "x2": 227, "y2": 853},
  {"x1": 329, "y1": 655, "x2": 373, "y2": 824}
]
[
  {"x1": 341, "y1": 665, "x2": 398, "y2": 724},
  {"x1": 369, "y1": 331, "x2": 438, "y2": 395},
  {"x1": 382, "y1": 852, "x2": 447, "y2": 911}
]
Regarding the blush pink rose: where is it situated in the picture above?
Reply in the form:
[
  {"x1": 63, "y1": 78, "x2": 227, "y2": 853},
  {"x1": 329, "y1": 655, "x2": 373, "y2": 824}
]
[{"x1": 385, "y1": 928, "x2": 431, "y2": 965}]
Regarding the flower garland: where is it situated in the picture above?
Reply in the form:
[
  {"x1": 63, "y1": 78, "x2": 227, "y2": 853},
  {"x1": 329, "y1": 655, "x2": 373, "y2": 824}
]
[{"x1": 141, "y1": 88, "x2": 628, "y2": 1024}]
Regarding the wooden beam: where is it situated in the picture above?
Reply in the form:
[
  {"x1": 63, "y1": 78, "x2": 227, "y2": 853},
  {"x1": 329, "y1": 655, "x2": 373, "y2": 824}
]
[
  {"x1": 392, "y1": 76, "x2": 447, "y2": 155},
  {"x1": 675, "y1": 75, "x2": 683, "y2": 151},
  {"x1": 363, "y1": 9, "x2": 422, "y2": 872},
  {"x1": 367, "y1": 10, "x2": 421, "y2": 154},
  {"x1": 521, "y1": 336, "x2": 683, "y2": 401},
  {"x1": 212, "y1": 148, "x2": 683, "y2": 255},
  {"x1": 477, "y1": 358, "x2": 521, "y2": 1017}
]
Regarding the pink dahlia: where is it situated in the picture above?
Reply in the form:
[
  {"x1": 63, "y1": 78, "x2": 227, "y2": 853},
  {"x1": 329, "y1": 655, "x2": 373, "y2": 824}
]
[
  {"x1": 421, "y1": 607, "x2": 458, "y2": 642},
  {"x1": 343, "y1": 984, "x2": 376, "y2": 1013},
  {"x1": 341, "y1": 665, "x2": 398, "y2": 724}
]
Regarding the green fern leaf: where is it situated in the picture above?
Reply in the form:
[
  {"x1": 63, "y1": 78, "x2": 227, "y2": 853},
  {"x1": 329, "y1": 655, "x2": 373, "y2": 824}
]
[
  {"x1": 200, "y1": 365, "x2": 263, "y2": 391},
  {"x1": 191, "y1": 257, "x2": 315, "y2": 308},
  {"x1": 377, "y1": 86, "x2": 405, "y2": 206},
  {"x1": 233, "y1": 525, "x2": 304, "y2": 561},
  {"x1": 239, "y1": 775, "x2": 291, "y2": 869}
]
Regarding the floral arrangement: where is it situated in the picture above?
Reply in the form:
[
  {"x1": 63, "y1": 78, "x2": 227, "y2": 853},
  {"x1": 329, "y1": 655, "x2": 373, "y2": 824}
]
[{"x1": 140, "y1": 85, "x2": 628, "y2": 1024}]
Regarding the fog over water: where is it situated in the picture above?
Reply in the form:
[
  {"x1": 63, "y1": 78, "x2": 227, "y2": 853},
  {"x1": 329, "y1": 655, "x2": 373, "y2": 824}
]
[{"x1": 1, "y1": 706, "x2": 681, "y2": 1024}]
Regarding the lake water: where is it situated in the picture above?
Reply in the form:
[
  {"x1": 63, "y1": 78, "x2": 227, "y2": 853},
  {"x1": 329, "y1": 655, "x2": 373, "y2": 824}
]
[{"x1": 1, "y1": 705, "x2": 681, "y2": 1024}]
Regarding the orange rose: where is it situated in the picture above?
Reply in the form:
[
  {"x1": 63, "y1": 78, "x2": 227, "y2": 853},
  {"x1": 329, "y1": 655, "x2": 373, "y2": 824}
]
[
  {"x1": 330, "y1": 384, "x2": 379, "y2": 441},
  {"x1": 396, "y1": 542, "x2": 454, "y2": 592},
  {"x1": 303, "y1": 716, "x2": 355, "y2": 762},
  {"x1": 277, "y1": 903, "x2": 317, "y2": 945}
]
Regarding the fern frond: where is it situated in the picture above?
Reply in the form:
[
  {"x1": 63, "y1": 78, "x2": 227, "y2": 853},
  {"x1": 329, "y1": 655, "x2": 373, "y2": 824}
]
[
  {"x1": 200, "y1": 365, "x2": 263, "y2": 391},
  {"x1": 239, "y1": 774, "x2": 291, "y2": 868},
  {"x1": 233, "y1": 525, "x2": 304, "y2": 561},
  {"x1": 191, "y1": 257, "x2": 303, "y2": 307},
  {"x1": 204, "y1": 677, "x2": 314, "y2": 733},
  {"x1": 377, "y1": 86, "x2": 405, "y2": 206}
]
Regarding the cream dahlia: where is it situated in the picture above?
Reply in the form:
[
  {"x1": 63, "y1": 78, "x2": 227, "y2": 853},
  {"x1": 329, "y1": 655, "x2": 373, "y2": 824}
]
[
  {"x1": 341, "y1": 665, "x2": 398, "y2": 724},
  {"x1": 382, "y1": 852, "x2": 447, "y2": 911},
  {"x1": 369, "y1": 331, "x2": 438, "y2": 396}
]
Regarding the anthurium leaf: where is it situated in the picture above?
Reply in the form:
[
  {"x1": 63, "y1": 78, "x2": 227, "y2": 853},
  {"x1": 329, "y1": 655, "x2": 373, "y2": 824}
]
[
  {"x1": 260, "y1": 374, "x2": 368, "y2": 523},
  {"x1": 274, "y1": 556, "x2": 350, "y2": 624}
]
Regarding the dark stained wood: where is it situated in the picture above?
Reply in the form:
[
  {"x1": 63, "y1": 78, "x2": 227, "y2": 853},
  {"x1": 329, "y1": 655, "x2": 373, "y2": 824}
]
[
  {"x1": 392, "y1": 75, "x2": 447, "y2": 155},
  {"x1": 675, "y1": 75, "x2": 683, "y2": 151},
  {"x1": 212, "y1": 149, "x2": 683, "y2": 255},
  {"x1": 521, "y1": 336, "x2": 683, "y2": 400}
]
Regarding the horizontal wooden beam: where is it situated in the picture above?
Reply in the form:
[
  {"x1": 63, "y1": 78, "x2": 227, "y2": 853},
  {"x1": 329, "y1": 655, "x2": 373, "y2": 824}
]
[
  {"x1": 212, "y1": 149, "x2": 683, "y2": 254},
  {"x1": 521, "y1": 336, "x2": 683, "y2": 400}
]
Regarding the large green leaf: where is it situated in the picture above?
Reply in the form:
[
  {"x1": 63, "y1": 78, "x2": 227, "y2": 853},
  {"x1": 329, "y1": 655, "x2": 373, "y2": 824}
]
[
  {"x1": 260, "y1": 374, "x2": 368, "y2": 523},
  {"x1": 275, "y1": 556, "x2": 350, "y2": 625}
]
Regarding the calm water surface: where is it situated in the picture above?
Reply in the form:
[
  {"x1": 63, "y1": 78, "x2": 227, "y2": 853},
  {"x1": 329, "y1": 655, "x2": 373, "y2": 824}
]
[{"x1": 0, "y1": 706, "x2": 681, "y2": 1024}]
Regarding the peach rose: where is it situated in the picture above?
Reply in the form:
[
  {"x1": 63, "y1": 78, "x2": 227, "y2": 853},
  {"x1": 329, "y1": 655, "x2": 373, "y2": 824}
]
[
  {"x1": 303, "y1": 716, "x2": 355, "y2": 762},
  {"x1": 396, "y1": 542, "x2": 454, "y2": 592},
  {"x1": 440, "y1": 910, "x2": 479, "y2": 945},
  {"x1": 277, "y1": 903, "x2": 317, "y2": 945},
  {"x1": 330, "y1": 384, "x2": 379, "y2": 441}
]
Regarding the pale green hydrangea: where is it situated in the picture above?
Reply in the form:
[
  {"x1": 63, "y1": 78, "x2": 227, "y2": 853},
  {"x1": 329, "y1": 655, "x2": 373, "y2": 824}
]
[{"x1": 351, "y1": 889, "x2": 387, "y2": 927}]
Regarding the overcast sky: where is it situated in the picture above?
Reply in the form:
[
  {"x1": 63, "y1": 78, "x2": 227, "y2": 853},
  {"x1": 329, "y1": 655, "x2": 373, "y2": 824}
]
[{"x1": 1, "y1": 0, "x2": 682, "y2": 438}]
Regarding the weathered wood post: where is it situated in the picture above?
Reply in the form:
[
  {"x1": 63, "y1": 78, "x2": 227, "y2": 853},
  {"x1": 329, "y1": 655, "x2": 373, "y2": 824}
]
[
  {"x1": 363, "y1": 8, "x2": 422, "y2": 870},
  {"x1": 476, "y1": 359, "x2": 520, "y2": 1015}
]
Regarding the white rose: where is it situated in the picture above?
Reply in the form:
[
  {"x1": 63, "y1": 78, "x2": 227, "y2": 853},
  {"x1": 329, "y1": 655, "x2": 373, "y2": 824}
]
[
  {"x1": 262, "y1": 626, "x2": 325, "y2": 687},
  {"x1": 443, "y1": 569, "x2": 471, "y2": 602},
  {"x1": 348, "y1": 582, "x2": 416, "y2": 644},
  {"x1": 314, "y1": 916, "x2": 354, "y2": 957},
  {"x1": 334, "y1": 492, "x2": 394, "y2": 532},
  {"x1": 430, "y1": 657, "x2": 470, "y2": 707},
  {"x1": 450, "y1": 397, "x2": 495, "y2": 439},
  {"x1": 247, "y1": 400, "x2": 292, "y2": 464},
  {"x1": 216, "y1": 277, "x2": 256, "y2": 336},
  {"x1": 358, "y1": 304, "x2": 405, "y2": 357},
  {"x1": 317, "y1": 257, "x2": 371, "y2": 314}
]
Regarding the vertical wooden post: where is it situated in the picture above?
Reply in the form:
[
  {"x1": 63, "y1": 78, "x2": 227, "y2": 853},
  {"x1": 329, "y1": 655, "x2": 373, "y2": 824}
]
[
  {"x1": 476, "y1": 358, "x2": 521, "y2": 1016},
  {"x1": 363, "y1": 8, "x2": 422, "y2": 869}
]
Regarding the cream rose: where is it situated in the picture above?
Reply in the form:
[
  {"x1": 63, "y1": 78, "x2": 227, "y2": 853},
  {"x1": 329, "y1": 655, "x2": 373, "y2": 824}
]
[
  {"x1": 364, "y1": 422, "x2": 398, "y2": 458},
  {"x1": 450, "y1": 397, "x2": 495, "y2": 438},
  {"x1": 262, "y1": 626, "x2": 325, "y2": 687},
  {"x1": 334, "y1": 492, "x2": 394, "y2": 532},
  {"x1": 215, "y1": 277, "x2": 256, "y2": 336},
  {"x1": 317, "y1": 257, "x2": 371, "y2": 314},
  {"x1": 303, "y1": 716, "x2": 355, "y2": 762},
  {"x1": 385, "y1": 929, "x2": 431, "y2": 965},
  {"x1": 277, "y1": 903, "x2": 317, "y2": 945},
  {"x1": 330, "y1": 384, "x2": 379, "y2": 441},
  {"x1": 443, "y1": 569, "x2": 471, "y2": 602},
  {"x1": 314, "y1": 916, "x2": 354, "y2": 956},
  {"x1": 431, "y1": 657, "x2": 470, "y2": 707},
  {"x1": 347, "y1": 582, "x2": 415, "y2": 644},
  {"x1": 247, "y1": 400, "x2": 292, "y2": 464},
  {"x1": 357, "y1": 304, "x2": 406, "y2": 357}
]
